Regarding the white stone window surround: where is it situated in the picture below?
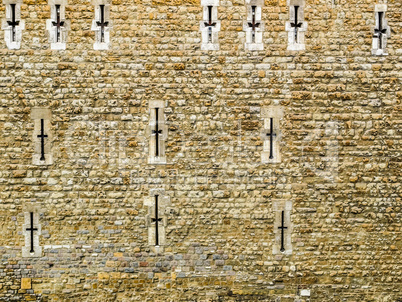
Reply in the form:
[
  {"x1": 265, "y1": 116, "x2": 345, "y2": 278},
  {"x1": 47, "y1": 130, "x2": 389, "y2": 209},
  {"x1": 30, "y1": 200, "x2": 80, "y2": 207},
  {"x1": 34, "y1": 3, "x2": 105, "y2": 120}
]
[
  {"x1": 243, "y1": 0, "x2": 264, "y2": 51},
  {"x1": 148, "y1": 100, "x2": 168, "y2": 165},
  {"x1": 273, "y1": 200, "x2": 292, "y2": 255},
  {"x1": 22, "y1": 204, "x2": 42, "y2": 258},
  {"x1": 372, "y1": 4, "x2": 390, "y2": 56},
  {"x1": 285, "y1": 0, "x2": 307, "y2": 51},
  {"x1": 46, "y1": 0, "x2": 69, "y2": 50},
  {"x1": 144, "y1": 189, "x2": 171, "y2": 252},
  {"x1": 91, "y1": 0, "x2": 112, "y2": 50},
  {"x1": 261, "y1": 106, "x2": 283, "y2": 164},
  {"x1": 1, "y1": 0, "x2": 25, "y2": 49},
  {"x1": 200, "y1": 0, "x2": 221, "y2": 51},
  {"x1": 31, "y1": 108, "x2": 53, "y2": 166}
]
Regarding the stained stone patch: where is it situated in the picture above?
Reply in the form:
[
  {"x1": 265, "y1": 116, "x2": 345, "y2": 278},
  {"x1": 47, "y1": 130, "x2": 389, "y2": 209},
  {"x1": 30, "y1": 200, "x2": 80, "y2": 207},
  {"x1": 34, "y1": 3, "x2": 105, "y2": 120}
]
[{"x1": 21, "y1": 278, "x2": 31, "y2": 290}]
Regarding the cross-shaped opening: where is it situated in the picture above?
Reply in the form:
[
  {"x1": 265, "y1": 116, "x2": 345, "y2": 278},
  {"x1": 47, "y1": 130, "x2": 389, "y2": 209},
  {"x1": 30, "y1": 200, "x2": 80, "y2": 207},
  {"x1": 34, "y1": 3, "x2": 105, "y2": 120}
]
[
  {"x1": 152, "y1": 108, "x2": 163, "y2": 157},
  {"x1": 290, "y1": 6, "x2": 302, "y2": 43},
  {"x1": 96, "y1": 5, "x2": 109, "y2": 43},
  {"x1": 265, "y1": 118, "x2": 276, "y2": 159},
  {"x1": 374, "y1": 11, "x2": 387, "y2": 50},
  {"x1": 37, "y1": 119, "x2": 48, "y2": 161},
  {"x1": 151, "y1": 195, "x2": 163, "y2": 246},
  {"x1": 247, "y1": 6, "x2": 260, "y2": 43},
  {"x1": 26, "y1": 212, "x2": 38, "y2": 253},
  {"x1": 52, "y1": 5, "x2": 64, "y2": 43},
  {"x1": 278, "y1": 210, "x2": 288, "y2": 252},
  {"x1": 7, "y1": 4, "x2": 19, "y2": 42},
  {"x1": 204, "y1": 6, "x2": 216, "y2": 43}
]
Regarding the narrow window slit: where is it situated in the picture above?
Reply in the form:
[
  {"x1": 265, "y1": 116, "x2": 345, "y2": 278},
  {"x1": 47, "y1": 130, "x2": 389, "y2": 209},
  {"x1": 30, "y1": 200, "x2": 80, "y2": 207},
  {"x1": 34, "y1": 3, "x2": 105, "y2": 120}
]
[
  {"x1": 96, "y1": 5, "x2": 108, "y2": 43},
  {"x1": 247, "y1": 6, "x2": 260, "y2": 43},
  {"x1": 374, "y1": 12, "x2": 386, "y2": 50},
  {"x1": 152, "y1": 108, "x2": 162, "y2": 157},
  {"x1": 3, "y1": 1, "x2": 24, "y2": 49},
  {"x1": 26, "y1": 212, "x2": 38, "y2": 253},
  {"x1": 273, "y1": 201, "x2": 292, "y2": 255},
  {"x1": 37, "y1": 119, "x2": 48, "y2": 161},
  {"x1": 148, "y1": 101, "x2": 167, "y2": 164},
  {"x1": 52, "y1": 5, "x2": 64, "y2": 43},
  {"x1": 22, "y1": 207, "x2": 42, "y2": 258},
  {"x1": 372, "y1": 5, "x2": 390, "y2": 56},
  {"x1": 152, "y1": 195, "x2": 163, "y2": 246},
  {"x1": 265, "y1": 118, "x2": 276, "y2": 159},
  {"x1": 261, "y1": 106, "x2": 283, "y2": 163},
  {"x1": 31, "y1": 108, "x2": 52, "y2": 165},
  {"x1": 204, "y1": 6, "x2": 216, "y2": 43},
  {"x1": 278, "y1": 211, "x2": 288, "y2": 252},
  {"x1": 290, "y1": 6, "x2": 302, "y2": 43},
  {"x1": 144, "y1": 189, "x2": 171, "y2": 250},
  {"x1": 7, "y1": 4, "x2": 19, "y2": 42},
  {"x1": 200, "y1": 0, "x2": 220, "y2": 50},
  {"x1": 286, "y1": 1, "x2": 306, "y2": 50},
  {"x1": 243, "y1": 1, "x2": 264, "y2": 51}
]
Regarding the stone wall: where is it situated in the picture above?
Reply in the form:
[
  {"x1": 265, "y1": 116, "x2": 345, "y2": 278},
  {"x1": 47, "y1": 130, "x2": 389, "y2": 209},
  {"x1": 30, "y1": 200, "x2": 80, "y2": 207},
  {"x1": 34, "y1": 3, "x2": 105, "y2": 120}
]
[{"x1": 0, "y1": 0, "x2": 401, "y2": 300}]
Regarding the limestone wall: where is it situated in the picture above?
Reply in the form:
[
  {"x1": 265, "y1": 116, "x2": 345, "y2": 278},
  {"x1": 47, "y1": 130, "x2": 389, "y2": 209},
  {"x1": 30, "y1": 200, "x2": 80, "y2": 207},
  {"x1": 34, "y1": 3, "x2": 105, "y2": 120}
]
[{"x1": 0, "y1": 0, "x2": 400, "y2": 301}]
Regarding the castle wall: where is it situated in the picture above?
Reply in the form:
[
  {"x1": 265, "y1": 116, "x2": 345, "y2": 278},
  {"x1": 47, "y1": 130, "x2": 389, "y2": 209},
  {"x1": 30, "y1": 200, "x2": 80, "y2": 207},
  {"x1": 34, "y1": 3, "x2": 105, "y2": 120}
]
[{"x1": 0, "y1": 0, "x2": 400, "y2": 300}]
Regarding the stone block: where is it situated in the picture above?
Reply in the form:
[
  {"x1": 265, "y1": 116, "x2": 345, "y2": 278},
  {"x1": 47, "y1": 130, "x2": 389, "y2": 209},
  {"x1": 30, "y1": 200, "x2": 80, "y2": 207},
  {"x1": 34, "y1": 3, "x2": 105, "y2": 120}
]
[{"x1": 21, "y1": 278, "x2": 31, "y2": 290}]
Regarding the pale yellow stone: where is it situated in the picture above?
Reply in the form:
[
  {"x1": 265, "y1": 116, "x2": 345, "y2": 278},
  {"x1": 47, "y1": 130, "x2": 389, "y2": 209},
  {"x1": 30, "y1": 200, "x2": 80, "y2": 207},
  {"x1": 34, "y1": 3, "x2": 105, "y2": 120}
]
[
  {"x1": 21, "y1": 278, "x2": 31, "y2": 290},
  {"x1": 110, "y1": 272, "x2": 121, "y2": 279},
  {"x1": 98, "y1": 272, "x2": 109, "y2": 280}
]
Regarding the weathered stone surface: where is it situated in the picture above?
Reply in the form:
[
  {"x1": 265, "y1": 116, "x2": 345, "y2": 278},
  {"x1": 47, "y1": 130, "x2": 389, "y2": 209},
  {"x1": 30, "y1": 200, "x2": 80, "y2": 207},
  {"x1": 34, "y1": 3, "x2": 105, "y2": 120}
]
[
  {"x1": 0, "y1": 0, "x2": 401, "y2": 301},
  {"x1": 21, "y1": 278, "x2": 31, "y2": 290}
]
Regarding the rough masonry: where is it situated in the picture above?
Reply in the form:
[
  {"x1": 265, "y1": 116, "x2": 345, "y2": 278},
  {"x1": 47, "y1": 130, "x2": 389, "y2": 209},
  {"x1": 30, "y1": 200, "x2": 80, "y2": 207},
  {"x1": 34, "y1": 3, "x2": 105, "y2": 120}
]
[{"x1": 0, "y1": 0, "x2": 401, "y2": 301}]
